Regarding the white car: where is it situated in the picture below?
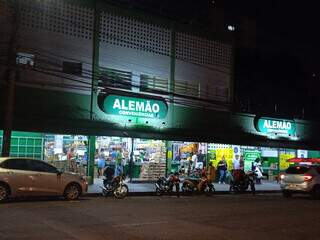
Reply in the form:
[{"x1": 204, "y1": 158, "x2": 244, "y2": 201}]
[
  {"x1": 280, "y1": 164, "x2": 320, "y2": 199},
  {"x1": 0, "y1": 157, "x2": 88, "y2": 202}
]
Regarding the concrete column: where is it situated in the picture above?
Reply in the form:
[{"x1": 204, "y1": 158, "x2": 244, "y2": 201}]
[{"x1": 88, "y1": 135, "x2": 96, "y2": 185}]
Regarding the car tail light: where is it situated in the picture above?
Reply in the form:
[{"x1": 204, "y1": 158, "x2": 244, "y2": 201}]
[
  {"x1": 280, "y1": 174, "x2": 285, "y2": 180},
  {"x1": 303, "y1": 175, "x2": 313, "y2": 181}
]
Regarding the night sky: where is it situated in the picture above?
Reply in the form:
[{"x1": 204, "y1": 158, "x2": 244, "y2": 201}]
[{"x1": 234, "y1": 1, "x2": 320, "y2": 119}]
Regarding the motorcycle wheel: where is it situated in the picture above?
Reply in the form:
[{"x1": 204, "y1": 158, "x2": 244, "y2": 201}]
[
  {"x1": 156, "y1": 187, "x2": 162, "y2": 196},
  {"x1": 229, "y1": 185, "x2": 237, "y2": 194},
  {"x1": 114, "y1": 184, "x2": 129, "y2": 199},
  {"x1": 205, "y1": 184, "x2": 215, "y2": 196},
  {"x1": 240, "y1": 184, "x2": 249, "y2": 193},
  {"x1": 181, "y1": 182, "x2": 193, "y2": 194},
  {"x1": 102, "y1": 188, "x2": 109, "y2": 197},
  {"x1": 250, "y1": 182, "x2": 256, "y2": 195}
]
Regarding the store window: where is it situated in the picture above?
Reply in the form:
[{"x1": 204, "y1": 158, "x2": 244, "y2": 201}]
[
  {"x1": 44, "y1": 135, "x2": 88, "y2": 174},
  {"x1": 260, "y1": 147, "x2": 279, "y2": 181},
  {"x1": 95, "y1": 136, "x2": 131, "y2": 179},
  {"x1": 99, "y1": 68, "x2": 132, "y2": 90},
  {"x1": 208, "y1": 143, "x2": 260, "y2": 183},
  {"x1": 170, "y1": 142, "x2": 207, "y2": 177},
  {"x1": 62, "y1": 61, "x2": 82, "y2": 76},
  {"x1": 134, "y1": 139, "x2": 166, "y2": 181},
  {"x1": 140, "y1": 74, "x2": 168, "y2": 93}
]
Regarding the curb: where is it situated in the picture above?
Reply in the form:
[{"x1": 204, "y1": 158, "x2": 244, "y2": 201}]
[{"x1": 84, "y1": 190, "x2": 282, "y2": 197}]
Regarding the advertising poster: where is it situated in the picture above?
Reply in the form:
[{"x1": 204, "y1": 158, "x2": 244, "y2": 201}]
[
  {"x1": 216, "y1": 147, "x2": 234, "y2": 170},
  {"x1": 244, "y1": 150, "x2": 261, "y2": 172},
  {"x1": 279, "y1": 153, "x2": 295, "y2": 170},
  {"x1": 297, "y1": 150, "x2": 308, "y2": 158}
]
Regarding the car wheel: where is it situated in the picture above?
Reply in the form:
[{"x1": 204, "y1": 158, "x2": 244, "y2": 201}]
[
  {"x1": 311, "y1": 186, "x2": 320, "y2": 200},
  {"x1": 0, "y1": 184, "x2": 9, "y2": 203},
  {"x1": 282, "y1": 191, "x2": 292, "y2": 198},
  {"x1": 64, "y1": 183, "x2": 81, "y2": 200}
]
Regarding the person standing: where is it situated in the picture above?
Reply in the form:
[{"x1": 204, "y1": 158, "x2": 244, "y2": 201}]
[
  {"x1": 67, "y1": 148, "x2": 76, "y2": 172},
  {"x1": 114, "y1": 150, "x2": 124, "y2": 177},
  {"x1": 217, "y1": 156, "x2": 228, "y2": 184},
  {"x1": 191, "y1": 151, "x2": 198, "y2": 175},
  {"x1": 97, "y1": 153, "x2": 106, "y2": 178},
  {"x1": 233, "y1": 155, "x2": 240, "y2": 170},
  {"x1": 252, "y1": 158, "x2": 263, "y2": 184},
  {"x1": 115, "y1": 162, "x2": 124, "y2": 177},
  {"x1": 197, "y1": 150, "x2": 206, "y2": 169},
  {"x1": 239, "y1": 155, "x2": 244, "y2": 170}
]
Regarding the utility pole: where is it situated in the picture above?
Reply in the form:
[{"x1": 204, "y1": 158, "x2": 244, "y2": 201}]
[
  {"x1": 2, "y1": 0, "x2": 19, "y2": 157},
  {"x1": 87, "y1": 0, "x2": 100, "y2": 184}
]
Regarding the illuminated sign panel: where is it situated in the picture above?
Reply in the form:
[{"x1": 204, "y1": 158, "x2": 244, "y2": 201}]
[
  {"x1": 255, "y1": 117, "x2": 296, "y2": 135},
  {"x1": 101, "y1": 94, "x2": 167, "y2": 119}
]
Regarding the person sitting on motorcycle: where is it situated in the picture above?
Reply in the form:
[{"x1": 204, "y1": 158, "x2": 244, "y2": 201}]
[
  {"x1": 207, "y1": 161, "x2": 216, "y2": 183},
  {"x1": 103, "y1": 166, "x2": 115, "y2": 188},
  {"x1": 232, "y1": 169, "x2": 246, "y2": 184},
  {"x1": 172, "y1": 171, "x2": 180, "y2": 197},
  {"x1": 197, "y1": 169, "x2": 209, "y2": 191}
]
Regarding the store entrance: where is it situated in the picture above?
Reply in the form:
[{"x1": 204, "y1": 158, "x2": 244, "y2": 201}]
[
  {"x1": 95, "y1": 137, "x2": 131, "y2": 180},
  {"x1": 133, "y1": 139, "x2": 166, "y2": 181},
  {"x1": 95, "y1": 137, "x2": 167, "y2": 182}
]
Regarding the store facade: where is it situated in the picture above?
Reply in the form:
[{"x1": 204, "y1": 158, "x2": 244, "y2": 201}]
[
  {"x1": 1, "y1": 125, "x2": 320, "y2": 184},
  {"x1": 2, "y1": 0, "x2": 320, "y2": 184}
]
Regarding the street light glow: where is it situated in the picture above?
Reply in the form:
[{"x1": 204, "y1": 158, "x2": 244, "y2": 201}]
[{"x1": 228, "y1": 25, "x2": 235, "y2": 31}]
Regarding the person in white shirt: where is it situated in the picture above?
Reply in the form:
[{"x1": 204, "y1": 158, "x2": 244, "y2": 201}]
[
  {"x1": 233, "y1": 155, "x2": 240, "y2": 170},
  {"x1": 188, "y1": 152, "x2": 198, "y2": 176}
]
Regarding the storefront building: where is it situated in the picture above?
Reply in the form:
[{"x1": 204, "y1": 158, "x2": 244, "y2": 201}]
[
  {"x1": 1, "y1": 0, "x2": 320, "y2": 184},
  {"x1": 1, "y1": 125, "x2": 320, "y2": 184}
]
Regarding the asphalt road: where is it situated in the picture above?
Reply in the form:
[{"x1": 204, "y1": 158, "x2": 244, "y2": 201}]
[{"x1": 0, "y1": 194, "x2": 319, "y2": 240}]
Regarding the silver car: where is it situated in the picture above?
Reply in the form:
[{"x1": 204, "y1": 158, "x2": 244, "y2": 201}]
[
  {"x1": 0, "y1": 157, "x2": 88, "y2": 202},
  {"x1": 280, "y1": 164, "x2": 320, "y2": 199}
]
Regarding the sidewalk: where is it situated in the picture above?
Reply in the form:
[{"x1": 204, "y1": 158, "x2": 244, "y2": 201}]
[{"x1": 87, "y1": 178, "x2": 281, "y2": 196}]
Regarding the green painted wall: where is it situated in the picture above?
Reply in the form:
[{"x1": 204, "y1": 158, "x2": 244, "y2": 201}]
[
  {"x1": 0, "y1": 130, "x2": 44, "y2": 159},
  {"x1": 1, "y1": 86, "x2": 320, "y2": 150}
]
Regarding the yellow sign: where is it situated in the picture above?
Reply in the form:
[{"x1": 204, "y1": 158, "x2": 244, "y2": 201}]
[
  {"x1": 215, "y1": 148, "x2": 234, "y2": 170},
  {"x1": 279, "y1": 153, "x2": 295, "y2": 170}
]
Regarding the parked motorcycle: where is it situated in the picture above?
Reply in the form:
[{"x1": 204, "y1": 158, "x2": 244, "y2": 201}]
[
  {"x1": 229, "y1": 170, "x2": 255, "y2": 194},
  {"x1": 181, "y1": 172, "x2": 215, "y2": 195},
  {"x1": 155, "y1": 172, "x2": 180, "y2": 197},
  {"x1": 101, "y1": 174, "x2": 129, "y2": 199}
]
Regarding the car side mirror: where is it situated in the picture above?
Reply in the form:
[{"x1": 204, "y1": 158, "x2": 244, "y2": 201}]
[{"x1": 57, "y1": 170, "x2": 63, "y2": 176}]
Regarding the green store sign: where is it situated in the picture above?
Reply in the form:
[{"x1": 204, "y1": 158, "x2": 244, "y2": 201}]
[
  {"x1": 255, "y1": 117, "x2": 296, "y2": 135},
  {"x1": 244, "y1": 150, "x2": 261, "y2": 172},
  {"x1": 101, "y1": 94, "x2": 168, "y2": 119}
]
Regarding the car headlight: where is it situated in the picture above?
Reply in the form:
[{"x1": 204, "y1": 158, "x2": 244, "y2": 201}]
[{"x1": 80, "y1": 176, "x2": 87, "y2": 183}]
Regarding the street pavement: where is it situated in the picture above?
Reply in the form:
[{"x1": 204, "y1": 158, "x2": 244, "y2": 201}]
[
  {"x1": 1, "y1": 194, "x2": 319, "y2": 240},
  {"x1": 88, "y1": 178, "x2": 281, "y2": 195}
]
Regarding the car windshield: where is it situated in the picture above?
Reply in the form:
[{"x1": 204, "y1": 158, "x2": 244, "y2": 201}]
[{"x1": 285, "y1": 166, "x2": 310, "y2": 174}]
